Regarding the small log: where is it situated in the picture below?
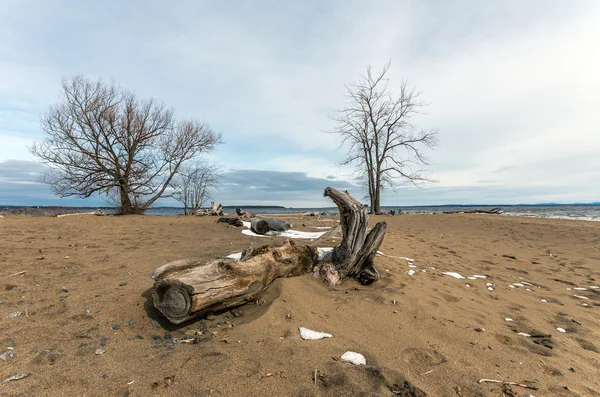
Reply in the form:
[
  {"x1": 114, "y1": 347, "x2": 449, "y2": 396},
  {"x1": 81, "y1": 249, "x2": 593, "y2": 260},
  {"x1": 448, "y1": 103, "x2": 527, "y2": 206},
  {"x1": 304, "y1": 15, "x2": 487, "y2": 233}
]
[
  {"x1": 217, "y1": 217, "x2": 244, "y2": 227},
  {"x1": 250, "y1": 218, "x2": 292, "y2": 234},
  {"x1": 250, "y1": 218, "x2": 269, "y2": 234},
  {"x1": 152, "y1": 187, "x2": 387, "y2": 324}
]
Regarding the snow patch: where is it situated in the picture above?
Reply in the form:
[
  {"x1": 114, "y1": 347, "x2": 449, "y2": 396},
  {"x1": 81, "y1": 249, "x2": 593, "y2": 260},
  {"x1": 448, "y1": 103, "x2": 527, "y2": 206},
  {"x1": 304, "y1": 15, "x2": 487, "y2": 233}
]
[
  {"x1": 299, "y1": 327, "x2": 333, "y2": 340},
  {"x1": 443, "y1": 272, "x2": 465, "y2": 279},
  {"x1": 340, "y1": 351, "x2": 366, "y2": 365},
  {"x1": 226, "y1": 252, "x2": 242, "y2": 261}
]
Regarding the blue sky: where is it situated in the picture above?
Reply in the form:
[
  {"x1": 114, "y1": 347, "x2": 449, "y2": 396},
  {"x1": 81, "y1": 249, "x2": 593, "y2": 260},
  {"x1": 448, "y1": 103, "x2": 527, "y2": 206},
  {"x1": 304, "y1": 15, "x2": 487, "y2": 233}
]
[{"x1": 1, "y1": 0, "x2": 599, "y2": 207}]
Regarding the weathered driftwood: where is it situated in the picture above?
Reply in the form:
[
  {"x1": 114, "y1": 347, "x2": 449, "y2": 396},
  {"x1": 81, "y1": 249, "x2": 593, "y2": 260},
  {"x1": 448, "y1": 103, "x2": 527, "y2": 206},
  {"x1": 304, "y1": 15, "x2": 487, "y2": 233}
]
[
  {"x1": 236, "y1": 208, "x2": 254, "y2": 220},
  {"x1": 217, "y1": 217, "x2": 244, "y2": 227},
  {"x1": 324, "y1": 187, "x2": 387, "y2": 284},
  {"x1": 443, "y1": 207, "x2": 501, "y2": 215},
  {"x1": 250, "y1": 218, "x2": 292, "y2": 234},
  {"x1": 56, "y1": 209, "x2": 107, "y2": 218},
  {"x1": 464, "y1": 207, "x2": 502, "y2": 214},
  {"x1": 152, "y1": 187, "x2": 386, "y2": 324},
  {"x1": 151, "y1": 241, "x2": 315, "y2": 323},
  {"x1": 196, "y1": 202, "x2": 224, "y2": 216},
  {"x1": 302, "y1": 211, "x2": 321, "y2": 217}
]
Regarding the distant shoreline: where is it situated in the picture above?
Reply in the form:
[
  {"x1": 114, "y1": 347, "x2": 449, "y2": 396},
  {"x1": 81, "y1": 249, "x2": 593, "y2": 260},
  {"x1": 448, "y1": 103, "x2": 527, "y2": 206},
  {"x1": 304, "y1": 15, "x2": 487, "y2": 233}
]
[{"x1": 2, "y1": 203, "x2": 599, "y2": 221}]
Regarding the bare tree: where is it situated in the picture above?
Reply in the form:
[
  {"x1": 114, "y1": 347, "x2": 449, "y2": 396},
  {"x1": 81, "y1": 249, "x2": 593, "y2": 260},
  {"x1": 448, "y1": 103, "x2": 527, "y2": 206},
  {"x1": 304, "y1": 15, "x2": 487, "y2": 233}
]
[
  {"x1": 30, "y1": 76, "x2": 222, "y2": 214},
  {"x1": 332, "y1": 63, "x2": 438, "y2": 214},
  {"x1": 171, "y1": 161, "x2": 221, "y2": 215}
]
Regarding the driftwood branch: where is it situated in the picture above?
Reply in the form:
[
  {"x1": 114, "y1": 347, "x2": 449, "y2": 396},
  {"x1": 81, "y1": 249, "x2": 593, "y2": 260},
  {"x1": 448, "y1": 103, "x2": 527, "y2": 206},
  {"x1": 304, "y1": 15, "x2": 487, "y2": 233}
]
[{"x1": 151, "y1": 187, "x2": 387, "y2": 324}]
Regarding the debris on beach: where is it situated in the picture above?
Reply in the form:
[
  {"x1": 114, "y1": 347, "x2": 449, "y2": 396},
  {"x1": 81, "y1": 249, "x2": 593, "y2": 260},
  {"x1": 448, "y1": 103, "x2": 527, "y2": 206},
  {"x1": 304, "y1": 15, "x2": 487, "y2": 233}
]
[
  {"x1": 478, "y1": 378, "x2": 538, "y2": 391},
  {"x1": 556, "y1": 327, "x2": 567, "y2": 333},
  {"x1": 299, "y1": 327, "x2": 333, "y2": 340},
  {"x1": 340, "y1": 351, "x2": 366, "y2": 365},
  {"x1": 7, "y1": 311, "x2": 21, "y2": 318},
  {"x1": 95, "y1": 349, "x2": 105, "y2": 355},
  {"x1": 3, "y1": 373, "x2": 30, "y2": 382},
  {"x1": 504, "y1": 318, "x2": 514, "y2": 322}
]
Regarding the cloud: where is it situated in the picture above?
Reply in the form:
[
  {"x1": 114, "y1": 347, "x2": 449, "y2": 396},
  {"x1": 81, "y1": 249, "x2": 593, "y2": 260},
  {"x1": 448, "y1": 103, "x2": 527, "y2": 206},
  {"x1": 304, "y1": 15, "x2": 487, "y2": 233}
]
[
  {"x1": 216, "y1": 169, "x2": 358, "y2": 207},
  {"x1": 1, "y1": 1, "x2": 599, "y2": 206}
]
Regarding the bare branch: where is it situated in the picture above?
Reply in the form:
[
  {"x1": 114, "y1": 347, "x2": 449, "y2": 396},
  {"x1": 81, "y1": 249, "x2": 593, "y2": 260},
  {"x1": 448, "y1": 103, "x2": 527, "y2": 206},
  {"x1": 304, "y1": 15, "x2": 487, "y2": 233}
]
[
  {"x1": 30, "y1": 75, "x2": 223, "y2": 214},
  {"x1": 330, "y1": 63, "x2": 438, "y2": 213}
]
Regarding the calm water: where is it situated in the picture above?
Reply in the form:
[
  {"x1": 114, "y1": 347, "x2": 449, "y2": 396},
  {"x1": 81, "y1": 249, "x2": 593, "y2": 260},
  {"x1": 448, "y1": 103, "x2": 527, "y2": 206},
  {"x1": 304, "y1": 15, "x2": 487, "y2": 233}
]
[{"x1": 2, "y1": 204, "x2": 600, "y2": 221}]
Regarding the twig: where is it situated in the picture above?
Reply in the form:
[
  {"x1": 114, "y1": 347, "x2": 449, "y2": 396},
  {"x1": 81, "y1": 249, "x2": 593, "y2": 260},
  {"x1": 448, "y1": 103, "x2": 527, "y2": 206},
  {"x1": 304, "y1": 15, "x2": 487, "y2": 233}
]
[
  {"x1": 478, "y1": 379, "x2": 538, "y2": 390},
  {"x1": 314, "y1": 368, "x2": 317, "y2": 385},
  {"x1": 537, "y1": 362, "x2": 545, "y2": 374},
  {"x1": 25, "y1": 305, "x2": 30, "y2": 320},
  {"x1": 419, "y1": 369, "x2": 433, "y2": 375},
  {"x1": 10, "y1": 271, "x2": 26, "y2": 276},
  {"x1": 180, "y1": 356, "x2": 191, "y2": 369}
]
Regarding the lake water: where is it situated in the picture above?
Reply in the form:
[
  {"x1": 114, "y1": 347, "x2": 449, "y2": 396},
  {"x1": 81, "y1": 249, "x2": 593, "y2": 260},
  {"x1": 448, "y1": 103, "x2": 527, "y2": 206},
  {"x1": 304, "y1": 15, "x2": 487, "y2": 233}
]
[{"x1": 2, "y1": 204, "x2": 599, "y2": 221}]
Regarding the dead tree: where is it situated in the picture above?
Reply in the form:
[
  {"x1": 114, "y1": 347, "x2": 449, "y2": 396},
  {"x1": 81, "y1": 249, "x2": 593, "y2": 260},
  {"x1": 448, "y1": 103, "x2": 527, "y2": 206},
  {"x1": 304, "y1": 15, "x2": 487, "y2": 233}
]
[
  {"x1": 331, "y1": 62, "x2": 438, "y2": 214},
  {"x1": 151, "y1": 187, "x2": 387, "y2": 324},
  {"x1": 30, "y1": 76, "x2": 222, "y2": 215}
]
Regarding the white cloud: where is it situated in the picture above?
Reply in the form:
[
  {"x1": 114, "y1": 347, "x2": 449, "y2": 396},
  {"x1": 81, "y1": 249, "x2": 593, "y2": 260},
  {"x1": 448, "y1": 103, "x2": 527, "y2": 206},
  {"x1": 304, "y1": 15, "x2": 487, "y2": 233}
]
[{"x1": 0, "y1": 1, "x2": 598, "y2": 206}]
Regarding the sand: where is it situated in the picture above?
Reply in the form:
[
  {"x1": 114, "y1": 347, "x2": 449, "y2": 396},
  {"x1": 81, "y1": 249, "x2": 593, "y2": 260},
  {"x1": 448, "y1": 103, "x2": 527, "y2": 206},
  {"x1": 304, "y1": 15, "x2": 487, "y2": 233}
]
[{"x1": 1, "y1": 213, "x2": 599, "y2": 396}]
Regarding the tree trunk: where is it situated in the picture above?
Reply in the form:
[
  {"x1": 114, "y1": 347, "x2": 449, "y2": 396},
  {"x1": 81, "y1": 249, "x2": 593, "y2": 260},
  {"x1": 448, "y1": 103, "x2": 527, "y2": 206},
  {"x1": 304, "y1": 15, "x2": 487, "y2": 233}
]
[
  {"x1": 152, "y1": 242, "x2": 315, "y2": 323},
  {"x1": 119, "y1": 185, "x2": 135, "y2": 215},
  {"x1": 151, "y1": 187, "x2": 387, "y2": 324}
]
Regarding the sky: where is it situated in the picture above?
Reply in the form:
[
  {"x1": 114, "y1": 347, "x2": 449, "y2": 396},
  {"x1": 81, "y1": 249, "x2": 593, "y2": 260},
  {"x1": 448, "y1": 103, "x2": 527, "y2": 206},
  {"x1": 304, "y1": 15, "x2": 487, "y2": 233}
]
[{"x1": 1, "y1": 0, "x2": 599, "y2": 207}]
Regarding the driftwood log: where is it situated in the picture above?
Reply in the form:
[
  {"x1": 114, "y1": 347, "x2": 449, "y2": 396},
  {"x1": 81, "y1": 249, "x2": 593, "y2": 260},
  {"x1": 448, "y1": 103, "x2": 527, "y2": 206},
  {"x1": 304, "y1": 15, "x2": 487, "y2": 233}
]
[
  {"x1": 152, "y1": 187, "x2": 387, "y2": 324},
  {"x1": 196, "y1": 202, "x2": 224, "y2": 216},
  {"x1": 217, "y1": 217, "x2": 244, "y2": 227},
  {"x1": 250, "y1": 218, "x2": 292, "y2": 234},
  {"x1": 443, "y1": 207, "x2": 502, "y2": 215}
]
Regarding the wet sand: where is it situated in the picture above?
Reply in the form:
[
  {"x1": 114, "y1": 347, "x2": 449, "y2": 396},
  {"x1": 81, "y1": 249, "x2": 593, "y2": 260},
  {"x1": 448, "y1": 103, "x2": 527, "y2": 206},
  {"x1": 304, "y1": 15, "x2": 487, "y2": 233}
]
[{"x1": 1, "y1": 213, "x2": 599, "y2": 396}]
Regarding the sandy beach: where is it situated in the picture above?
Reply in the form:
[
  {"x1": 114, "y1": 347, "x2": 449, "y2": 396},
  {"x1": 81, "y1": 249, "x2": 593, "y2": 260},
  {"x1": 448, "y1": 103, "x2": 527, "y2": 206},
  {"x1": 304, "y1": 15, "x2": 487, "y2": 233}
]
[{"x1": 1, "y1": 213, "x2": 599, "y2": 396}]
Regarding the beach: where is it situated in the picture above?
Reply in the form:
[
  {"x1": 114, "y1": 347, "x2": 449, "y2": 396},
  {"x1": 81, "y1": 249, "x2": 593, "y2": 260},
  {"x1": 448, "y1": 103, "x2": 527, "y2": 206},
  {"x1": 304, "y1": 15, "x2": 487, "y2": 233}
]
[{"x1": 1, "y1": 213, "x2": 599, "y2": 396}]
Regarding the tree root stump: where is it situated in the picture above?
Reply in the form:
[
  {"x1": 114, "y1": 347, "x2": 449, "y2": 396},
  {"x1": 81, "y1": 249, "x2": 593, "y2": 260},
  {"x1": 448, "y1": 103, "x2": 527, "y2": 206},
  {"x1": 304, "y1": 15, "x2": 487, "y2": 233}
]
[{"x1": 151, "y1": 187, "x2": 387, "y2": 324}]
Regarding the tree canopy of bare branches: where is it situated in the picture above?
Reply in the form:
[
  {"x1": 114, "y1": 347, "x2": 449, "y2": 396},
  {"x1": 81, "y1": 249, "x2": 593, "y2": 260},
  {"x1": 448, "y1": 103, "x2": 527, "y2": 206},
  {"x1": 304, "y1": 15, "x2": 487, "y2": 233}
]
[
  {"x1": 332, "y1": 63, "x2": 438, "y2": 214},
  {"x1": 30, "y1": 76, "x2": 222, "y2": 214},
  {"x1": 170, "y1": 161, "x2": 221, "y2": 215}
]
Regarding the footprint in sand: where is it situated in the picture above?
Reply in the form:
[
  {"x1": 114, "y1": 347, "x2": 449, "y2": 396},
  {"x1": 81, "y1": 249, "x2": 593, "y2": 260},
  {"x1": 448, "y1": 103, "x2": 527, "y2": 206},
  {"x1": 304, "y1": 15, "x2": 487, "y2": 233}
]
[{"x1": 400, "y1": 348, "x2": 447, "y2": 371}]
